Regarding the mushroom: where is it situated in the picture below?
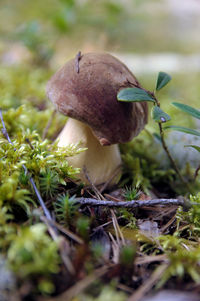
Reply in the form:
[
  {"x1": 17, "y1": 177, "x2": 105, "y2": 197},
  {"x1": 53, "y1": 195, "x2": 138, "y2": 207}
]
[{"x1": 46, "y1": 52, "x2": 148, "y2": 185}]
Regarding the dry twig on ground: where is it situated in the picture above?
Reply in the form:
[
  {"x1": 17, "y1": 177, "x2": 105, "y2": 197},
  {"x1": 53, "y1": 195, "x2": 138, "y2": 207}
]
[{"x1": 74, "y1": 197, "x2": 186, "y2": 208}]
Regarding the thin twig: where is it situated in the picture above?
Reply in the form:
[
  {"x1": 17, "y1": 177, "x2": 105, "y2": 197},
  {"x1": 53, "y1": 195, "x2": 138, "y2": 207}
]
[
  {"x1": 99, "y1": 164, "x2": 122, "y2": 193},
  {"x1": 135, "y1": 254, "x2": 168, "y2": 265},
  {"x1": 160, "y1": 213, "x2": 176, "y2": 234},
  {"x1": 75, "y1": 197, "x2": 186, "y2": 208},
  {"x1": 127, "y1": 264, "x2": 168, "y2": 301},
  {"x1": 111, "y1": 210, "x2": 120, "y2": 246},
  {"x1": 194, "y1": 164, "x2": 200, "y2": 180},
  {"x1": 83, "y1": 166, "x2": 106, "y2": 200},
  {"x1": 109, "y1": 232, "x2": 120, "y2": 264},
  {"x1": 94, "y1": 220, "x2": 116, "y2": 231},
  {"x1": 83, "y1": 167, "x2": 126, "y2": 247},
  {"x1": 133, "y1": 83, "x2": 189, "y2": 189},
  {"x1": 111, "y1": 209, "x2": 125, "y2": 246},
  {"x1": 82, "y1": 167, "x2": 126, "y2": 261},
  {"x1": 41, "y1": 216, "x2": 84, "y2": 245},
  {"x1": 158, "y1": 122, "x2": 188, "y2": 187},
  {"x1": 25, "y1": 138, "x2": 34, "y2": 149},
  {"x1": 117, "y1": 283, "x2": 134, "y2": 294},
  {"x1": 0, "y1": 112, "x2": 15, "y2": 145},
  {"x1": 41, "y1": 265, "x2": 109, "y2": 301},
  {"x1": 104, "y1": 193, "x2": 124, "y2": 202},
  {"x1": 58, "y1": 238, "x2": 75, "y2": 275},
  {"x1": 151, "y1": 91, "x2": 188, "y2": 187},
  {"x1": 42, "y1": 217, "x2": 75, "y2": 274},
  {"x1": 29, "y1": 175, "x2": 52, "y2": 220}
]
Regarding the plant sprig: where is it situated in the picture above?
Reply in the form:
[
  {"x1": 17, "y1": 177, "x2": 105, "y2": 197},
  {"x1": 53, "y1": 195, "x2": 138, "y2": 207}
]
[{"x1": 117, "y1": 72, "x2": 189, "y2": 189}]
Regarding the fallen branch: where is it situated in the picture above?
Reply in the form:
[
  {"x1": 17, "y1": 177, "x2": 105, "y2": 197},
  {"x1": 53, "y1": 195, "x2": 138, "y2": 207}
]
[{"x1": 75, "y1": 197, "x2": 187, "y2": 208}]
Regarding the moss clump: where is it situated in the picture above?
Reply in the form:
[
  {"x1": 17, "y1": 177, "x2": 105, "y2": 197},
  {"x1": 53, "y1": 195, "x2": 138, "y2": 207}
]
[
  {"x1": 0, "y1": 65, "x2": 86, "y2": 295},
  {"x1": 8, "y1": 223, "x2": 60, "y2": 277}
]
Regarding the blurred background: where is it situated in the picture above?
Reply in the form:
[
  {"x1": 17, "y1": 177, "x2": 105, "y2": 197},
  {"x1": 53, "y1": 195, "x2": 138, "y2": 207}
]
[{"x1": 1, "y1": 0, "x2": 200, "y2": 72}]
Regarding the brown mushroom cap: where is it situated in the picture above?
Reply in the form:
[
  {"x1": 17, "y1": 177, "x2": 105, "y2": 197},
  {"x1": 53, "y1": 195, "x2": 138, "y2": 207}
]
[{"x1": 46, "y1": 52, "x2": 148, "y2": 146}]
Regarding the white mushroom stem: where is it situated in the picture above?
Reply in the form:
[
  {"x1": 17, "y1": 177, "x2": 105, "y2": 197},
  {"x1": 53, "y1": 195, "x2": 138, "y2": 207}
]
[{"x1": 57, "y1": 118, "x2": 122, "y2": 186}]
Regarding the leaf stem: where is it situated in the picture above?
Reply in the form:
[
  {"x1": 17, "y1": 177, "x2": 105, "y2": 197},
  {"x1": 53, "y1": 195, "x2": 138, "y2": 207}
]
[
  {"x1": 158, "y1": 122, "x2": 186, "y2": 185},
  {"x1": 151, "y1": 94, "x2": 191, "y2": 189},
  {"x1": 125, "y1": 82, "x2": 191, "y2": 190}
]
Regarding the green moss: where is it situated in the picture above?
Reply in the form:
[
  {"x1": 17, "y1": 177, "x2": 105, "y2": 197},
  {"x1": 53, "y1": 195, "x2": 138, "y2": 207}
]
[
  {"x1": 176, "y1": 193, "x2": 200, "y2": 237},
  {"x1": 0, "y1": 110, "x2": 84, "y2": 213},
  {"x1": 8, "y1": 223, "x2": 60, "y2": 277},
  {"x1": 0, "y1": 66, "x2": 51, "y2": 109},
  {"x1": 120, "y1": 132, "x2": 176, "y2": 193},
  {"x1": 54, "y1": 193, "x2": 78, "y2": 225},
  {"x1": 158, "y1": 246, "x2": 200, "y2": 287},
  {"x1": 0, "y1": 66, "x2": 85, "y2": 294}
]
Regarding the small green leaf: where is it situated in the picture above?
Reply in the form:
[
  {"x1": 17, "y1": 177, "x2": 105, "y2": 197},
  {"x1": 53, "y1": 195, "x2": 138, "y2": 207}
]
[
  {"x1": 164, "y1": 125, "x2": 200, "y2": 137},
  {"x1": 185, "y1": 145, "x2": 200, "y2": 153},
  {"x1": 151, "y1": 106, "x2": 171, "y2": 123},
  {"x1": 117, "y1": 87, "x2": 155, "y2": 103},
  {"x1": 172, "y1": 102, "x2": 200, "y2": 120},
  {"x1": 156, "y1": 72, "x2": 172, "y2": 91}
]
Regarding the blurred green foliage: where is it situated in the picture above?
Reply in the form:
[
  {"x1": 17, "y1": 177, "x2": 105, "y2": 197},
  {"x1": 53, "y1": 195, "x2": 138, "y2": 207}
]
[
  {"x1": 16, "y1": 21, "x2": 54, "y2": 66},
  {"x1": 0, "y1": 65, "x2": 51, "y2": 109},
  {"x1": 8, "y1": 223, "x2": 60, "y2": 276},
  {"x1": 1, "y1": 0, "x2": 199, "y2": 55},
  {"x1": 0, "y1": 108, "x2": 83, "y2": 211},
  {"x1": 7, "y1": 223, "x2": 60, "y2": 293},
  {"x1": 0, "y1": 62, "x2": 85, "y2": 294}
]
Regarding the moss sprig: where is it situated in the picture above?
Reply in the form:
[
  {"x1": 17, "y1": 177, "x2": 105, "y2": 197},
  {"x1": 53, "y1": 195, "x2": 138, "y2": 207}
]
[{"x1": 54, "y1": 193, "x2": 78, "y2": 226}]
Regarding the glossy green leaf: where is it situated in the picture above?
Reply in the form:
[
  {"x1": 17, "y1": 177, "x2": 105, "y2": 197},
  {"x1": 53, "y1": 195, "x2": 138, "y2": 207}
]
[
  {"x1": 117, "y1": 87, "x2": 155, "y2": 103},
  {"x1": 156, "y1": 72, "x2": 172, "y2": 91},
  {"x1": 164, "y1": 125, "x2": 200, "y2": 137},
  {"x1": 151, "y1": 106, "x2": 171, "y2": 123},
  {"x1": 172, "y1": 102, "x2": 200, "y2": 120},
  {"x1": 184, "y1": 145, "x2": 200, "y2": 153}
]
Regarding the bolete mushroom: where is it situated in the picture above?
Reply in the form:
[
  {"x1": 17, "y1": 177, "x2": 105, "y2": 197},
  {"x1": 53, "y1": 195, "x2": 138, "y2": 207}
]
[{"x1": 46, "y1": 52, "x2": 148, "y2": 185}]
